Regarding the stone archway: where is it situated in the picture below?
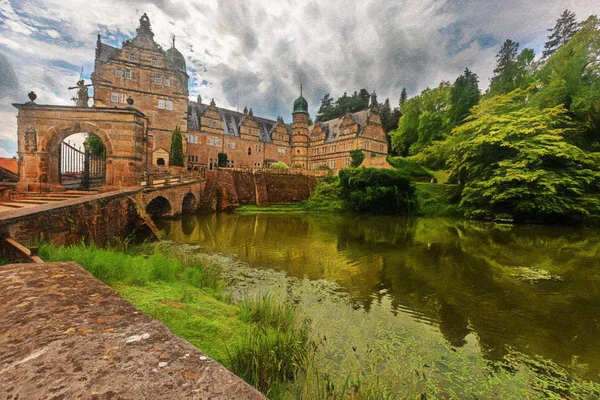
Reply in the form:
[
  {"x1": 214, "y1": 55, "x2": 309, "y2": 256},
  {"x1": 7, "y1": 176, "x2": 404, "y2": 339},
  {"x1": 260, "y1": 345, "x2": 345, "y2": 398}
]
[
  {"x1": 146, "y1": 196, "x2": 172, "y2": 219},
  {"x1": 14, "y1": 104, "x2": 147, "y2": 192},
  {"x1": 181, "y1": 192, "x2": 197, "y2": 214}
]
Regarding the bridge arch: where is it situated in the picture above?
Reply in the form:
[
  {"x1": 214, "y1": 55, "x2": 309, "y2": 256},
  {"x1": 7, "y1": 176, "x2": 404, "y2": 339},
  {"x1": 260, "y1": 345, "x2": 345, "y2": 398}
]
[
  {"x1": 146, "y1": 196, "x2": 172, "y2": 219},
  {"x1": 182, "y1": 192, "x2": 197, "y2": 215}
]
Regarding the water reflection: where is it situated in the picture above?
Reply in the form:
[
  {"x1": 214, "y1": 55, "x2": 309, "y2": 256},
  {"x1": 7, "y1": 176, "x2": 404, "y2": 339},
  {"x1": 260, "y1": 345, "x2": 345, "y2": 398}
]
[{"x1": 164, "y1": 213, "x2": 600, "y2": 381}]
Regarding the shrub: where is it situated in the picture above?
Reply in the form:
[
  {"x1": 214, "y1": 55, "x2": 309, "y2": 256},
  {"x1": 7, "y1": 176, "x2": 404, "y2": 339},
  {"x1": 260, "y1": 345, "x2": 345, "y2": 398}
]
[
  {"x1": 387, "y1": 156, "x2": 434, "y2": 179},
  {"x1": 338, "y1": 167, "x2": 418, "y2": 213},
  {"x1": 349, "y1": 149, "x2": 365, "y2": 167},
  {"x1": 269, "y1": 161, "x2": 289, "y2": 169}
]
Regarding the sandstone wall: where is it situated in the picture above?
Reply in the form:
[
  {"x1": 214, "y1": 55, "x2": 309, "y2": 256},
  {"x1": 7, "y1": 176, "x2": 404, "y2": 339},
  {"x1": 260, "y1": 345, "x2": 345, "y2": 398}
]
[
  {"x1": 198, "y1": 170, "x2": 318, "y2": 210},
  {"x1": 0, "y1": 190, "x2": 140, "y2": 247}
]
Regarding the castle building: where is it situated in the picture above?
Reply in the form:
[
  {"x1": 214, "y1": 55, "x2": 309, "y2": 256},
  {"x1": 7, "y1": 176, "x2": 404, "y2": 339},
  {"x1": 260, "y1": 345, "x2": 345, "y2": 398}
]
[{"x1": 92, "y1": 14, "x2": 388, "y2": 174}]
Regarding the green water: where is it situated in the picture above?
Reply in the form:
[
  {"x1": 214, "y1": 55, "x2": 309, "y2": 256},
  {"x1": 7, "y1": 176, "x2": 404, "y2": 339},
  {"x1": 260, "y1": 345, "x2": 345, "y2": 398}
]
[{"x1": 162, "y1": 213, "x2": 600, "y2": 388}]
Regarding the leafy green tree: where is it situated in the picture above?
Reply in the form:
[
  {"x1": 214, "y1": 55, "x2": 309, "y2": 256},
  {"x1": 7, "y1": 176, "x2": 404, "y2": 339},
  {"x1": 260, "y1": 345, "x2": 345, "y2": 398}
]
[
  {"x1": 449, "y1": 68, "x2": 481, "y2": 125},
  {"x1": 316, "y1": 93, "x2": 335, "y2": 122},
  {"x1": 489, "y1": 40, "x2": 536, "y2": 96},
  {"x1": 169, "y1": 126, "x2": 184, "y2": 167},
  {"x1": 448, "y1": 89, "x2": 600, "y2": 224},
  {"x1": 85, "y1": 134, "x2": 106, "y2": 157},
  {"x1": 391, "y1": 82, "x2": 452, "y2": 156},
  {"x1": 338, "y1": 167, "x2": 418, "y2": 213},
  {"x1": 532, "y1": 15, "x2": 600, "y2": 150},
  {"x1": 316, "y1": 89, "x2": 372, "y2": 122},
  {"x1": 399, "y1": 88, "x2": 407, "y2": 107},
  {"x1": 543, "y1": 9, "x2": 579, "y2": 59},
  {"x1": 350, "y1": 149, "x2": 365, "y2": 167}
]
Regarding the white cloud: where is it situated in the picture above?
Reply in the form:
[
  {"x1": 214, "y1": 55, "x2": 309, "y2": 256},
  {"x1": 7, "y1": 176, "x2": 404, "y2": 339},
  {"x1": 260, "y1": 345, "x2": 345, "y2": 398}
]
[{"x1": 0, "y1": 0, "x2": 598, "y2": 148}]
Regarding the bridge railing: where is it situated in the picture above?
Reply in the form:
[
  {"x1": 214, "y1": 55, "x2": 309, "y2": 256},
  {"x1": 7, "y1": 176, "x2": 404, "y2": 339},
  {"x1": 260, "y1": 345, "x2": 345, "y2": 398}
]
[
  {"x1": 140, "y1": 168, "x2": 206, "y2": 188},
  {"x1": 213, "y1": 167, "x2": 330, "y2": 177}
]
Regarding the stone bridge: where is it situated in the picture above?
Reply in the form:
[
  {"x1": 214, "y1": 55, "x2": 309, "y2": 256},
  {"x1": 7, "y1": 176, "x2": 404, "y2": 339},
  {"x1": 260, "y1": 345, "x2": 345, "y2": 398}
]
[
  {"x1": 140, "y1": 177, "x2": 205, "y2": 218},
  {"x1": 0, "y1": 178, "x2": 206, "y2": 248}
]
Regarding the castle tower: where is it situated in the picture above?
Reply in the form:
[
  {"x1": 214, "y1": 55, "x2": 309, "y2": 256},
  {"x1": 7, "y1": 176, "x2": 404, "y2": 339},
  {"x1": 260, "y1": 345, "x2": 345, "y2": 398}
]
[
  {"x1": 92, "y1": 13, "x2": 189, "y2": 168},
  {"x1": 291, "y1": 88, "x2": 309, "y2": 169}
]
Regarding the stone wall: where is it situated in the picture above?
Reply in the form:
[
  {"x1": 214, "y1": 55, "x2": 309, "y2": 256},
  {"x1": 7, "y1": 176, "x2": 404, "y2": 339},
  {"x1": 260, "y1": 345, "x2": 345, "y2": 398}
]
[
  {"x1": 0, "y1": 189, "x2": 141, "y2": 247},
  {"x1": 198, "y1": 169, "x2": 319, "y2": 211}
]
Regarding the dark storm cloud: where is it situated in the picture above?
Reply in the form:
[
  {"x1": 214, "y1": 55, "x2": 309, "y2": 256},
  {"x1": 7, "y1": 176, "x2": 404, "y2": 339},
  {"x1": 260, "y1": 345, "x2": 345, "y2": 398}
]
[{"x1": 0, "y1": 0, "x2": 598, "y2": 141}]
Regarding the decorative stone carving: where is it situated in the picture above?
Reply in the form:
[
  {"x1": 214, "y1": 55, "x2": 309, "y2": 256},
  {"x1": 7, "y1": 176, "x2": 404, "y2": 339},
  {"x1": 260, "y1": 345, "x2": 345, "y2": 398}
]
[{"x1": 25, "y1": 127, "x2": 37, "y2": 152}]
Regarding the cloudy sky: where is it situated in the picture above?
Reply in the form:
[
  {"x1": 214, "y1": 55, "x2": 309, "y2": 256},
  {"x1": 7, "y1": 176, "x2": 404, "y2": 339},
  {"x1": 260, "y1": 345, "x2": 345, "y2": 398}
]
[{"x1": 0, "y1": 0, "x2": 598, "y2": 157}]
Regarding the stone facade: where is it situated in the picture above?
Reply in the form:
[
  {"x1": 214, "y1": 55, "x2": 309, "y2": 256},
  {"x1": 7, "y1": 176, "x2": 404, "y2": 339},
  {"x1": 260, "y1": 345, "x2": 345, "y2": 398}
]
[
  {"x1": 13, "y1": 105, "x2": 147, "y2": 192},
  {"x1": 92, "y1": 13, "x2": 189, "y2": 167},
  {"x1": 12, "y1": 13, "x2": 389, "y2": 194}
]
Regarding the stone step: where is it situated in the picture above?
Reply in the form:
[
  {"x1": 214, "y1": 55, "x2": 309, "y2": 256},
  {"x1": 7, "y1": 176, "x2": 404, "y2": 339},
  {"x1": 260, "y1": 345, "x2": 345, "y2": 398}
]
[
  {"x1": 0, "y1": 202, "x2": 31, "y2": 208},
  {"x1": 23, "y1": 197, "x2": 77, "y2": 202},
  {"x1": 10, "y1": 199, "x2": 50, "y2": 205}
]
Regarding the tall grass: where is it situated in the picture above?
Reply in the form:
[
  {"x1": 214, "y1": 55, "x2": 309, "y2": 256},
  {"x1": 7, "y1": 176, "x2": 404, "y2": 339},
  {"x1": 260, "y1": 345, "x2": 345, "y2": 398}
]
[
  {"x1": 38, "y1": 243, "x2": 223, "y2": 292},
  {"x1": 227, "y1": 293, "x2": 316, "y2": 397}
]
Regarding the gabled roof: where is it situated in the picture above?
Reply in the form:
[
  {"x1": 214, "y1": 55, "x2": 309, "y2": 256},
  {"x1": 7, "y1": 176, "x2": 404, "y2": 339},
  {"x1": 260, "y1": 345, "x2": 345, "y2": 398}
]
[
  {"x1": 96, "y1": 43, "x2": 120, "y2": 63},
  {"x1": 188, "y1": 101, "x2": 290, "y2": 144},
  {"x1": 319, "y1": 109, "x2": 370, "y2": 143},
  {"x1": 0, "y1": 158, "x2": 18, "y2": 182},
  {"x1": 0, "y1": 157, "x2": 17, "y2": 174}
]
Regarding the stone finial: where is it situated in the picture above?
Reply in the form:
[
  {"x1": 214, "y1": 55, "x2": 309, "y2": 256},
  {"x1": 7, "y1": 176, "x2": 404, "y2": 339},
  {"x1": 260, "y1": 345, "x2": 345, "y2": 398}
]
[
  {"x1": 136, "y1": 13, "x2": 153, "y2": 38},
  {"x1": 96, "y1": 34, "x2": 102, "y2": 58},
  {"x1": 210, "y1": 98, "x2": 216, "y2": 107},
  {"x1": 243, "y1": 107, "x2": 248, "y2": 115},
  {"x1": 197, "y1": 95, "x2": 202, "y2": 104},
  {"x1": 248, "y1": 108, "x2": 253, "y2": 117},
  {"x1": 27, "y1": 91, "x2": 37, "y2": 104}
]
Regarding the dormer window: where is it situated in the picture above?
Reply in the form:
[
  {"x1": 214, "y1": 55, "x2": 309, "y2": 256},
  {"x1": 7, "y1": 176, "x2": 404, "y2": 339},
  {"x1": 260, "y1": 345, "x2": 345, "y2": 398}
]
[
  {"x1": 128, "y1": 52, "x2": 135, "y2": 62},
  {"x1": 151, "y1": 56, "x2": 158, "y2": 67}
]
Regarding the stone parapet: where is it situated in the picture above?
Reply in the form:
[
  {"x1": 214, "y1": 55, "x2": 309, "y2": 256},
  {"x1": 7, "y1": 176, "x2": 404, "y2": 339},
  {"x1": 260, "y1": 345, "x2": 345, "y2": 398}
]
[{"x1": 0, "y1": 262, "x2": 265, "y2": 399}]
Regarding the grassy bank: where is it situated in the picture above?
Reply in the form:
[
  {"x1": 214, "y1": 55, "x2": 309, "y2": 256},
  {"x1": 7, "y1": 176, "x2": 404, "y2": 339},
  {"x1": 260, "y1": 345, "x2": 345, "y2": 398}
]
[
  {"x1": 415, "y1": 182, "x2": 463, "y2": 217},
  {"x1": 38, "y1": 243, "x2": 316, "y2": 398},
  {"x1": 38, "y1": 243, "x2": 600, "y2": 399}
]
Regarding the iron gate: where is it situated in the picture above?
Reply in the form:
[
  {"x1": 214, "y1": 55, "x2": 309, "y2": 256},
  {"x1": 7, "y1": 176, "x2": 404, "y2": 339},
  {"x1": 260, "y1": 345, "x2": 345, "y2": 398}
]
[{"x1": 59, "y1": 141, "x2": 106, "y2": 190}]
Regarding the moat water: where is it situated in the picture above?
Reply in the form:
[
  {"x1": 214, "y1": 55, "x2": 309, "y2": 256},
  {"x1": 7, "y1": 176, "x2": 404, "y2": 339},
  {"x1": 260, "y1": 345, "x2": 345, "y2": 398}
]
[{"x1": 161, "y1": 213, "x2": 600, "y2": 391}]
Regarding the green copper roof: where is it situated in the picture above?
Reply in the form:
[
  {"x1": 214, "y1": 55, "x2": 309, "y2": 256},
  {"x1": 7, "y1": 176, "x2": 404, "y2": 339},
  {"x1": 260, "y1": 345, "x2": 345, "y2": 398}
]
[{"x1": 292, "y1": 94, "x2": 308, "y2": 114}]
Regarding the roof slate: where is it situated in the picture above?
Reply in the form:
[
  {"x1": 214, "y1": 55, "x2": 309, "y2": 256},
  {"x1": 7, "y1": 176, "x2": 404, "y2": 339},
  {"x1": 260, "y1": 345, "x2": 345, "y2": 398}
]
[{"x1": 188, "y1": 102, "x2": 288, "y2": 144}]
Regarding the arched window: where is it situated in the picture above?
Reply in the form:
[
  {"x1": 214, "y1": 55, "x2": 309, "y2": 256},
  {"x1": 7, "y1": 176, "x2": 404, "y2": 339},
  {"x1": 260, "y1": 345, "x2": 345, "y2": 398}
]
[{"x1": 157, "y1": 158, "x2": 165, "y2": 166}]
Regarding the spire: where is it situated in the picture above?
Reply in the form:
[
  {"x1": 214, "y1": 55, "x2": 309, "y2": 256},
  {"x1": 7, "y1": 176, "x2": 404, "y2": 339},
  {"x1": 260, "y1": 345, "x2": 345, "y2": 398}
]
[
  {"x1": 95, "y1": 34, "x2": 102, "y2": 58},
  {"x1": 172, "y1": 35, "x2": 175, "y2": 49}
]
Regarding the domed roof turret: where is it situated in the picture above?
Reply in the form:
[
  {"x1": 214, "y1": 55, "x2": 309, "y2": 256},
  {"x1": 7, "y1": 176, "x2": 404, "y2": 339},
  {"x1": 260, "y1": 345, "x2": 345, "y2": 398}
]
[
  {"x1": 292, "y1": 87, "x2": 308, "y2": 114},
  {"x1": 166, "y1": 38, "x2": 186, "y2": 73}
]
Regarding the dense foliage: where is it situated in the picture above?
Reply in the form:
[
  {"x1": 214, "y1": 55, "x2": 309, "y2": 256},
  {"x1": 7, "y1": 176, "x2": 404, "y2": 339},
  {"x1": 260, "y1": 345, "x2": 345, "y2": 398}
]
[
  {"x1": 449, "y1": 89, "x2": 600, "y2": 224},
  {"x1": 338, "y1": 167, "x2": 417, "y2": 213},
  {"x1": 169, "y1": 126, "x2": 184, "y2": 167},
  {"x1": 386, "y1": 10, "x2": 600, "y2": 225},
  {"x1": 391, "y1": 82, "x2": 452, "y2": 156},
  {"x1": 269, "y1": 161, "x2": 289, "y2": 169},
  {"x1": 387, "y1": 156, "x2": 434, "y2": 180},
  {"x1": 349, "y1": 149, "x2": 365, "y2": 167},
  {"x1": 86, "y1": 134, "x2": 106, "y2": 157}
]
